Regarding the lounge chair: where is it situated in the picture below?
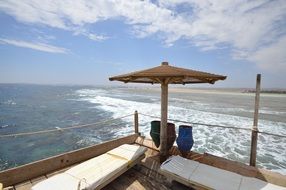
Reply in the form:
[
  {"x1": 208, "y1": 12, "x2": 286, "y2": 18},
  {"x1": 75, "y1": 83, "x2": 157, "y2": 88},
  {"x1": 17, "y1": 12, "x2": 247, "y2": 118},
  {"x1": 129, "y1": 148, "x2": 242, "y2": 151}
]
[
  {"x1": 32, "y1": 144, "x2": 147, "y2": 190},
  {"x1": 160, "y1": 155, "x2": 286, "y2": 190}
]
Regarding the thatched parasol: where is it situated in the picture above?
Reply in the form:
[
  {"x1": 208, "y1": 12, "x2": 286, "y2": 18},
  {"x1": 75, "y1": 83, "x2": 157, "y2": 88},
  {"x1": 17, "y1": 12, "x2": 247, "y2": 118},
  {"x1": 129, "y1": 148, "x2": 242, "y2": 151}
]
[{"x1": 109, "y1": 62, "x2": 226, "y2": 158}]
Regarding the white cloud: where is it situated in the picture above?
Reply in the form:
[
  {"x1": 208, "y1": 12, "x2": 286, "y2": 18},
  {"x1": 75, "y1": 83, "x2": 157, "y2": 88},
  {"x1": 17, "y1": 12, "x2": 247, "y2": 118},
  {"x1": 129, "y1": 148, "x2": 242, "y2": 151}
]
[
  {"x1": 0, "y1": 38, "x2": 68, "y2": 53},
  {"x1": 0, "y1": 1, "x2": 68, "y2": 28},
  {"x1": 86, "y1": 33, "x2": 109, "y2": 41},
  {"x1": 72, "y1": 28, "x2": 109, "y2": 41},
  {"x1": 0, "y1": 0, "x2": 286, "y2": 70},
  {"x1": 0, "y1": 0, "x2": 113, "y2": 40},
  {"x1": 248, "y1": 36, "x2": 286, "y2": 71}
]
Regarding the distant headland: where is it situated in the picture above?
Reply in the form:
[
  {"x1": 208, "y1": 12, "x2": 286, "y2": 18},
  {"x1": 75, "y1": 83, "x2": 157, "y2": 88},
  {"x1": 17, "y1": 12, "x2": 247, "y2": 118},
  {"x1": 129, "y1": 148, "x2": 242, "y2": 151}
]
[{"x1": 242, "y1": 89, "x2": 286, "y2": 94}]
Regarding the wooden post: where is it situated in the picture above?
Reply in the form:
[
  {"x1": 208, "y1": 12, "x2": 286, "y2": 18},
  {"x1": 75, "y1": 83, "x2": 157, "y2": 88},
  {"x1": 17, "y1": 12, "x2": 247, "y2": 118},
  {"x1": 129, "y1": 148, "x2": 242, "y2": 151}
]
[
  {"x1": 134, "y1": 110, "x2": 139, "y2": 134},
  {"x1": 160, "y1": 81, "x2": 168, "y2": 160},
  {"x1": 250, "y1": 74, "x2": 261, "y2": 167}
]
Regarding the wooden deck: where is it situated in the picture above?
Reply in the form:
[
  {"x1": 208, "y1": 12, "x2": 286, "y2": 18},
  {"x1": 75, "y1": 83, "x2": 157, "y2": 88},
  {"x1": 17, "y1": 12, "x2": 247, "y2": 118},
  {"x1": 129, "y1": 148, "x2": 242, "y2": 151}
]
[
  {"x1": 2, "y1": 136, "x2": 286, "y2": 189},
  {"x1": 103, "y1": 148, "x2": 193, "y2": 190},
  {"x1": 3, "y1": 148, "x2": 193, "y2": 190}
]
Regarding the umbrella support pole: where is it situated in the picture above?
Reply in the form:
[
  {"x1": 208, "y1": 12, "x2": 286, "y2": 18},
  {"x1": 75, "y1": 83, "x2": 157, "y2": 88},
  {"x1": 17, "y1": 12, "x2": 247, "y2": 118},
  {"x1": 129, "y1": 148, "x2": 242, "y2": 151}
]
[{"x1": 160, "y1": 82, "x2": 168, "y2": 161}]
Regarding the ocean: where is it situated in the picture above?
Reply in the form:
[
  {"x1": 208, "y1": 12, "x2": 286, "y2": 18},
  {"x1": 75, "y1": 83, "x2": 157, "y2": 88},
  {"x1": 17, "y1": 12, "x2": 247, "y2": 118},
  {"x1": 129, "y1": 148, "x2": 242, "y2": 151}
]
[{"x1": 0, "y1": 84, "x2": 286, "y2": 174}]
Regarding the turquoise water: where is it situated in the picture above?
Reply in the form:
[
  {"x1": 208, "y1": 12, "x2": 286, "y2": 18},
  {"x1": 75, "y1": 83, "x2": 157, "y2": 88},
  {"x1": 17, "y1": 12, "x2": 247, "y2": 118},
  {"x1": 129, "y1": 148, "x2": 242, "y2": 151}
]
[{"x1": 0, "y1": 84, "x2": 286, "y2": 174}]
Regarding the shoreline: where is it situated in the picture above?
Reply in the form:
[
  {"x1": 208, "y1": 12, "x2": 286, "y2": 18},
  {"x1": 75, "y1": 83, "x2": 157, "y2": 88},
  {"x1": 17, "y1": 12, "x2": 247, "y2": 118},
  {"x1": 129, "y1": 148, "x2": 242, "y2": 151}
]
[{"x1": 125, "y1": 87, "x2": 286, "y2": 97}]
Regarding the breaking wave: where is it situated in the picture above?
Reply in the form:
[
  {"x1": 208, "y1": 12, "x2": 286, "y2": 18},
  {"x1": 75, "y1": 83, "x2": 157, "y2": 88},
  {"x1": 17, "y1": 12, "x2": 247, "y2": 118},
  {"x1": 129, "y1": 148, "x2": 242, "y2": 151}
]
[{"x1": 76, "y1": 88, "x2": 286, "y2": 174}]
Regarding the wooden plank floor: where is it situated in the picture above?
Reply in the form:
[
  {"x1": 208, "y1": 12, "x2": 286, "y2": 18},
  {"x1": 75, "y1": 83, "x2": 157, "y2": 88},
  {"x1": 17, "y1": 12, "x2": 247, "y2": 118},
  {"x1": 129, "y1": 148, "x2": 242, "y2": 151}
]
[
  {"x1": 4, "y1": 147, "x2": 193, "y2": 190},
  {"x1": 103, "y1": 148, "x2": 192, "y2": 190}
]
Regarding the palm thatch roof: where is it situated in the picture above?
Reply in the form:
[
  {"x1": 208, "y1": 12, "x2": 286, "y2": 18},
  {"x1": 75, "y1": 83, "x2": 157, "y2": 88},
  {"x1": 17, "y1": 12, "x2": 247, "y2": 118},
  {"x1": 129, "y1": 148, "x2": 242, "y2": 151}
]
[{"x1": 109, "y1": 62, "x2": 226, "y2": 84}]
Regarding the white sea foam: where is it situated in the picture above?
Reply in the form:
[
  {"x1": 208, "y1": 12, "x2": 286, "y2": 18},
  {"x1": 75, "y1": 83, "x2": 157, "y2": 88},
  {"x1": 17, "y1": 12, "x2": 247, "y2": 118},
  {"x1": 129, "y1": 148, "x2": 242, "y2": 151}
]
[
  {"x1": 76, "y1": 89, "x2": 108, "y2": 97},
  {"x1": 75, "y1": 88, "x2": 286, "y2": 175},
  {"x1": 1, "y1": 100, "x2": 16, "y2": 105},
  {"x1": 259, "y1": 109, "x2": 286, "y2": 115},
  {"x1": 1, "y1": 125, "x2": 9, "y2": 129}
]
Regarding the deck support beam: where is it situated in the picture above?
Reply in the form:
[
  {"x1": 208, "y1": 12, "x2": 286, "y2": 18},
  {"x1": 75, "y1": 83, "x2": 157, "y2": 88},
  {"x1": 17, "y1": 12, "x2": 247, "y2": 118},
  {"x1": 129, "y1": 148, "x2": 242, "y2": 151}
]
[{"x1": 250, "y1": 74, "x2": 261, "y2": 167}]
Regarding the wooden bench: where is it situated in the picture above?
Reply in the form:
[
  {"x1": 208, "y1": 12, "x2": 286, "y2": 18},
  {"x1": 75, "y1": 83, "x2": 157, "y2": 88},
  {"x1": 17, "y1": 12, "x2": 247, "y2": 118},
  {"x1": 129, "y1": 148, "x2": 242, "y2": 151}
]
[
  {"x1": 160, "y1": 155, "x2": 286, "y2": 190},
  {"x1": 32, "y1": 144, "x2": 147, "y2": 190}
]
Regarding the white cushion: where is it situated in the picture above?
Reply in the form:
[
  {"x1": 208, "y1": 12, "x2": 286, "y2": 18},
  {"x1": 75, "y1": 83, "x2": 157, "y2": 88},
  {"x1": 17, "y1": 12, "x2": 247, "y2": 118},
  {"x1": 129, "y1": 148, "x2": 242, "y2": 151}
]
[
  {"x1": 32, "y1": 144, "x2": 146, "y2": 190},
  {"x1": 240, "y1": 176, "x2": 286, "y2": 190},
  {"x1": 66, "y1": 154, "x2": 128, "y2": 189},
  {"x1": 189, "y1": 163, "x2": 242, "y2": 190},
  {"x1": 107, "y1": 144, "x2": 147, "y2": 161},
  {"x1": 160, "y1": 155, "x2": 286, "y2": 190},
  {"x1": 31, "y1": 173, "x2": 81, "y2": 190},
  {"x1": 160, "y1": 155, "x2": 199, "y2": 180}
]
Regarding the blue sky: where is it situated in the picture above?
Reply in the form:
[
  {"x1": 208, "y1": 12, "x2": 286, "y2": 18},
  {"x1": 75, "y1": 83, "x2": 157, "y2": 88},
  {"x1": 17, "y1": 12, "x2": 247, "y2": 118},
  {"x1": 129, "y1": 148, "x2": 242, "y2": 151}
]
[{"x1": 0, "y1": 0, "x2": 286, "y2": 88}]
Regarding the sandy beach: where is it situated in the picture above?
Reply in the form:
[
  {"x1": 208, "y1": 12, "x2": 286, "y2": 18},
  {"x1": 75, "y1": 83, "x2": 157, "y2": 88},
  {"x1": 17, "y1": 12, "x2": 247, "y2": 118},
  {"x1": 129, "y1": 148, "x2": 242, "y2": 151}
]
[{"x1": 120, "y1": 86, "x2": 286, "y2": 97}]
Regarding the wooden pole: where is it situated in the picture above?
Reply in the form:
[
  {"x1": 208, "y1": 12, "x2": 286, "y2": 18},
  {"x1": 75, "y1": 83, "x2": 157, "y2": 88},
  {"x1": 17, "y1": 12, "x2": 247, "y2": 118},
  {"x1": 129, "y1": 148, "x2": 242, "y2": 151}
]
[
  {"x1": 134, "y1": 110, "x2": 139, "y2": 134},
  {"x1": 250, "y1": 74, "x2": 261, "y2": 167},
  {"x1": 160, "y1": 81, "x2": 168, "y2": 160}
]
